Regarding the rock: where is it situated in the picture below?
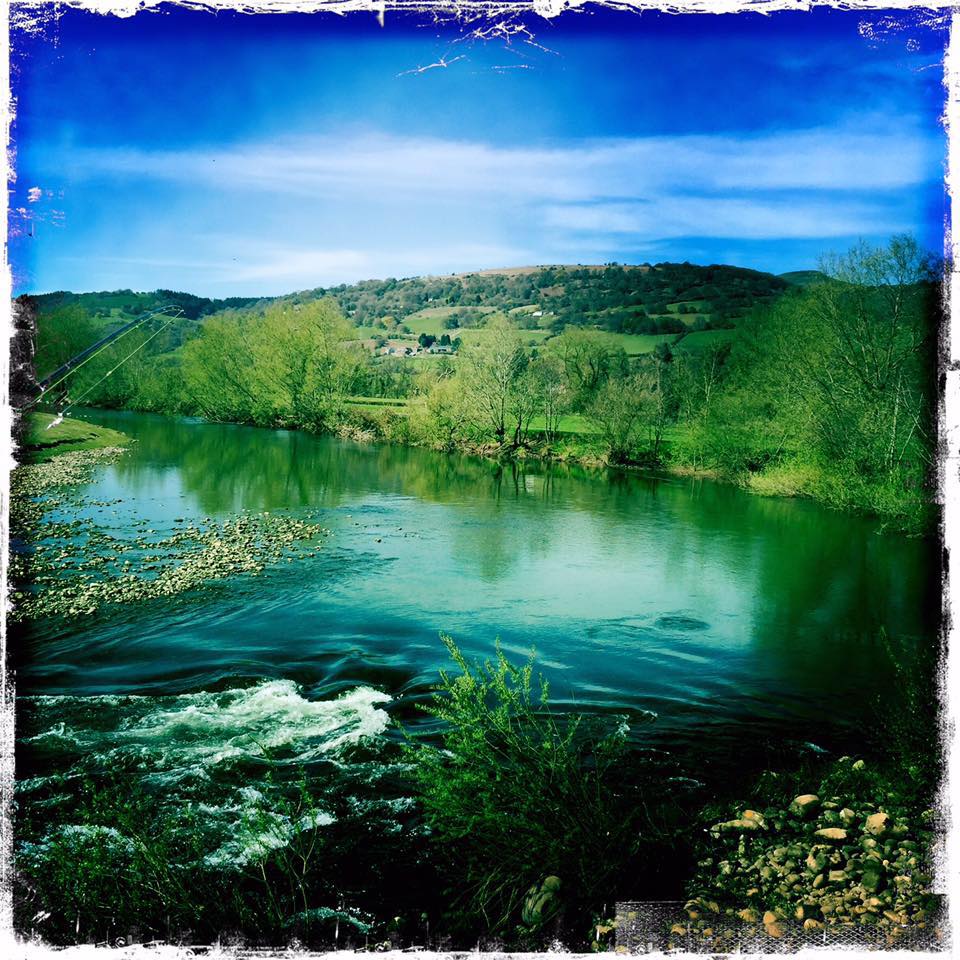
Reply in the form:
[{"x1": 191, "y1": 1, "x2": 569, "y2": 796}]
[
  {"x1": 815, "y1": 828, "x2": 848, "y2": 843},
  {"x1": 762, "y1": 911, "x2": 778, "y2": 925},
  {"x1": 521, "y1": 876, "x2": 562, "y2": 927},
  {"x1": 737, "y1": 908, "x2": 759, "y2": 924},
  {"x1": 717, "y1": 818, "x2": 761, "y2": 832},
  {"x1": 790, "y1": 794, "x2": 821, "y2": 818},
  {"x1": 804, "y1": 918, "x2": 824, "y2": 930},
  {"x1": 865, "y1": 812, "x2": 890, "y2": 837},
  {"x1": 840, "y1": 808, "x2": 857, "y2": 825},
  {"x1": 807, "y1": 849, "x2": 829, "y2": 873},
  {"x1": 861, "y1": 863, "x2": 885, "y2": 892},
  {"x1": 764, "y1": 921, "x2": 785, "y2": 939},
  {"x1": 742, "y1": 809, "x2": 765, "y2": 826},
  {"x1": 670, "y1": 923, "x2": 686, "y2": 936},
  {"x1": 829, "y1": 870, "x2": 847, "y2": 883}
]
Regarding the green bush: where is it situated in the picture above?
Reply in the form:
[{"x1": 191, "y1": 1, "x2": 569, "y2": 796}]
[{"x1": 406, "y1": 635, "x2": 654, "y2": 936}]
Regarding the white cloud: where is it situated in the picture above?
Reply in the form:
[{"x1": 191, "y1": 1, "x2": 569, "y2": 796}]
[
  {"x1": 32, "y1": 117, "x2": 942, "y2": 294},
  {"x1": 543, "y1": 195, "x2": 903, "y2": 241},
  {"x1": 63, "y1": 118, "x2": 941, "y2": 203}
]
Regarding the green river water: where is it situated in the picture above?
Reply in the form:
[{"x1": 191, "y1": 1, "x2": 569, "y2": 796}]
[{"x1": 14, "y1": 408, "x2": 938, "y2": 895}]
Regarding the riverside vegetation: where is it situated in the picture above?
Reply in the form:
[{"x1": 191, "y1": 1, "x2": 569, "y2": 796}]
[
  {"x1": 14, "y1": 606, "x2": 940, "y2": 949},
  {"x1": 29, "y1": 236, "x2": 940, "y2": 532}
]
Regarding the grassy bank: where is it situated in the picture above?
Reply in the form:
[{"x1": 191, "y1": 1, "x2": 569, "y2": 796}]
[
  {"x1": 17, "y1": 412, "x2": 131, "y2": 464},
  {"x1": 337, "y1": 400, "x2": 933, "y2": 533}
]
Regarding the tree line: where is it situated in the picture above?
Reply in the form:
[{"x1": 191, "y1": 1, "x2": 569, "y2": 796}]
[{"x1": 29, "y1": 236, "x2": 940, "y2": 529}]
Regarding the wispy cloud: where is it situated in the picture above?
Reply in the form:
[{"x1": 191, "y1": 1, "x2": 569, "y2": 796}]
[
  {"x1": 20, "y1": 115, "x2": 943, "y2": 295},
  {"x1": 61, "y1": 117, "x2": 940, "y2": 201},
  {"x1": 543, "y1": 195, "x2": 907, "y2": 241}
]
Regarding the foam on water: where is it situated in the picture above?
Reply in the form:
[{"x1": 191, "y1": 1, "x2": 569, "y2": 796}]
[
  {"x1": 24, "y1": 680, "x2": 391, "y2": 776},
  {"x1": 18, "y1": 681, "x2": 400, "y2": 874}
]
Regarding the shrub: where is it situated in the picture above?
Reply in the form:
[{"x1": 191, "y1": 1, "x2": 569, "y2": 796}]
[{"x1": 406, "y1": 635, "x2": 653, "y2": 937}]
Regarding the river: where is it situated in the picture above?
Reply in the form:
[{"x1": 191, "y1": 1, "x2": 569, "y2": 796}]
[{"x1": 14, "y1": 408, "x2": 939, "y2": 903}]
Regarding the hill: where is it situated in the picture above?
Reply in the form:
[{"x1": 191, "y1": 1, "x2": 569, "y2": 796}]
[
  {"x1": 30, "y1": 261, "x2": 787, "y2": 335},
  {"x1": 301, "y1": 262, "x2": 789, "y2": 336},
  {"x1": 25, "y1": 261, "x2": 793, "y2": 365},
  {"x1": 779, "y1": 270, "x2": 828, "y2": 287}
]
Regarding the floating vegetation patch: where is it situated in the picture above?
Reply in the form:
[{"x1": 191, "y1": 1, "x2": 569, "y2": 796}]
[{"x1": 10, "y1": 444, "x2": 331, "y2": 621}]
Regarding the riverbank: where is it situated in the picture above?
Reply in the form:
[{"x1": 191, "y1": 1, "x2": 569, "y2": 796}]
[
  {"x1": 17, "y1": 411, "x2": 131, "y2": 463},
  {"x1": 340, "y1": 403, "x2": 935, "y2": 535}
]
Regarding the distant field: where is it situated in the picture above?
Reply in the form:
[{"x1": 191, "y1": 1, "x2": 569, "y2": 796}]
[
  {"x1": 528, "y1": 413, "x2": 599, "y2": 435},
  {"x1": 674, "y1": 329, "x2": 737, "y2": 352},
  {"x1": 590, "y1": 331, "x2": 676, "y2": 355},
  {"x1": 457, "y1": 327, "x2": 553, "y2": 347},
  {"x1": 401, "y1": 306, "x2": 496, "y2": 337},
  {"x1": 666, "y1": 299, "x2": 710, "y2": 313}
]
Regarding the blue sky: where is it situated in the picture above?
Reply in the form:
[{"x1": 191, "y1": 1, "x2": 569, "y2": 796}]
[{"x1": 9, "y1": 6, "x2": 949, "y2": 297}]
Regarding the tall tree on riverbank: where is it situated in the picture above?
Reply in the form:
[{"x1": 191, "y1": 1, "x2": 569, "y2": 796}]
[
  {"x1": 181, "y1": 298, "x2": 362, "y2": 428},
  {"x1": 697, "y1": 235, "x2": 939, "y2": 516},
  {"x1": 460, "y1": 317, "x2": 535, "y2": 446}
]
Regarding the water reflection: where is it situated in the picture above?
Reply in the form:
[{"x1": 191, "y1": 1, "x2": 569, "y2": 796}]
[{"x1": 28, "y1": 408, "x2": 937, "y2": 763}]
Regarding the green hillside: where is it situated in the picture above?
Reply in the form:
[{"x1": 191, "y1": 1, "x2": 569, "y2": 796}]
[
  {"x1": 779, "y1": 270, "x2": 828, "y2": 287},
  {"x1": 25, "y1": 261, "x2": 790, "y2": 367}
]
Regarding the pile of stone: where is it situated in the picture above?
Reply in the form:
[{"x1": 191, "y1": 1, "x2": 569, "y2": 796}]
[{"x1": 678, "y1": 759, "x2": 937, "y2": 945}]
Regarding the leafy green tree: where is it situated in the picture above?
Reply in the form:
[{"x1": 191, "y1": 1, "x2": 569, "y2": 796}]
[
  {"x1": 34, "y1": 305, "x2": 100, "y2": 381},
  {"x1": 587, "y1": 373, "x2": 656, "y2": 463},
  {"x1": 529, "y1": 352, "x2": 568, "y2": 443},
  {"x1": 548, "y1": 328, "x2": 627, "y2": 409},
  {"x1": 460, "y1": 317, "x2": 533, "y2": 446}
]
